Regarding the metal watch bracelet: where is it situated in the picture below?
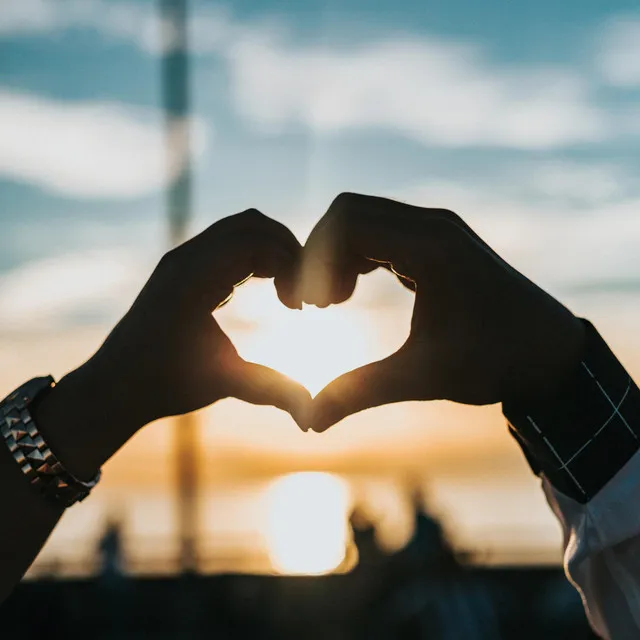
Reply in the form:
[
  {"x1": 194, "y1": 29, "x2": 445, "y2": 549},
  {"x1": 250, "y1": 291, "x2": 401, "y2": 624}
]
[{"x1": 1, "y1": 376, "x2": 101, "y2": 508}]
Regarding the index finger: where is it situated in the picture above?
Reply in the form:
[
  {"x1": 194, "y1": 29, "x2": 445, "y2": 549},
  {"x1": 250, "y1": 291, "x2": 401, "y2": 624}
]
[
  {"x1": 299, "y1": 193, "x2": 426, "y2": 307},
  {"x1": 171, "y1": 209, "x2": 303, "y2": 310}
]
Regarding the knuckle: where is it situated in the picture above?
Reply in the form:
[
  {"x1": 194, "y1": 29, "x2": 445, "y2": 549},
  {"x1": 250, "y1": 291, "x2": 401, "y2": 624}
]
[
  {"x1": 432, "y1": 208, "x2": 461, "y2": 223},
  {"x1": 239, "y1": 207, "x2": 267, "y2": 223},
  {"x1": 329, "y1": 192, "x2": 362, "y2": 217},
  {"x1": 158, "y1": 247, "x2": 180, "y2": 269},
  {"x1": 156, "y1": 245, "x2": 192, "y2": 282},
  {"x1": 430, "y1": 215, "x2": 460, "y2": 238},
  {"x1": 327, "y1": 193, "x2": 368, "y2": 236},
  {"x1": 417, "y1": 218, "x2": 461, "y2": 260}
]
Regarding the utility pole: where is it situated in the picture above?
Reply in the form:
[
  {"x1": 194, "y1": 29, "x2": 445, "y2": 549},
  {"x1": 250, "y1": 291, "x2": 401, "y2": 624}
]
[{"x1": 159, "y1": 0, "x2": 199, "y2": 574}]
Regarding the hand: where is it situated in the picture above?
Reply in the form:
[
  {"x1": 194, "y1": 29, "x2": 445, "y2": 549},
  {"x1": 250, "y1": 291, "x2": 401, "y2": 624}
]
[
  {"x1": 293, "y1": 193, "x2": 585, "y2": 433},
  {"x1": 35, "y1": 210, "x2": 311, "y2": 477}
]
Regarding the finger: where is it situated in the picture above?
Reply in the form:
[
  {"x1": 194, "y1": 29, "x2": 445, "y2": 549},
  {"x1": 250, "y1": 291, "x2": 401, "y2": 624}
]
[
  {"x1": 307, "y1": 346, "x2": 428, "y2": 433},
  {"x1": 171, "y1": 209, "x2": 303, "y2": 310},
  {"x1": 194, "y1": 208, "x2": 301, "y2": 255},
  {"x1": 274, "y1": 262, "x2": 303, "y2": 310},
  {"x1": 300, "y1": 193, "x2": 424, "y2": 307},
  {"x1": 310, "y1": 256, "x2": 377, "y2": 308},
  {"x1": 205, "y1": 237, "x2": 298, "y2": 310},
  {"x1": 228, "y1": 361, "x2": 313, "y2": 431},
  {"x1": 315, "y1": 258, "x2": 415, "y2": 305},
  {"x1": 300, "y1": 193, "x2": 490, "y2": 307},
  {"x1": 212, "y1": 214, "x2": 303, "y2": 309},
  {"x1": 379, "y1": 262, "x2": 417, "y2": 292}
]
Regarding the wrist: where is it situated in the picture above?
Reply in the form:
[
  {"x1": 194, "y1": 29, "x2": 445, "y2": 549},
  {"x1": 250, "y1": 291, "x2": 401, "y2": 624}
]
[
  {"x1": 504, "y1": 320, "x2": 640, "y2": 502},
  {"x1": 32, "y1": 360, "x2": 144, "y2": 480},
  {"x1": 503, "y1": 312, "x2": 587, "y2": 406}
]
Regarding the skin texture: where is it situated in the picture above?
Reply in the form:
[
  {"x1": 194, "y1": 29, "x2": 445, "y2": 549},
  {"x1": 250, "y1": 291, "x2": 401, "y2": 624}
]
[
  {"x1": 290, "y1": 193, "x2": 586, "y2": 433},
  {"x1": 0, "y1": 209, "x2": 310, "y2": 601}
]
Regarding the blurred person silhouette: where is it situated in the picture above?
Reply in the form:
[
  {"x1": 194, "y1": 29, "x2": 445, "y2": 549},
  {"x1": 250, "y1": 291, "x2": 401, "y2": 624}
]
[
  {"x1": 1, "y1": 196, "x2": 639, "y2": 640},
  {"x1": 95, "y1": 513, "x2": 132, "y2": 640},
  {"x1": 97, "y1": 515, "x2": 125, "y2": 582},
  {"x1": 344, "y1": 506, "x2": 388, "y2": 637},
  {"x1": 362, "y1": 488, "x2": 501, "y2": 640},
  {"x1": 350, "y1": 507, "x2": 383, "y2": 570}
]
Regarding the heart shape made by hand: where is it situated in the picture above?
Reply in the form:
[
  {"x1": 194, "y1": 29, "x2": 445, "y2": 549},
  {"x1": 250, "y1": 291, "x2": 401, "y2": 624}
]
[{"x1": 215, "y1": 273, "x2": 412, "y2": 398}]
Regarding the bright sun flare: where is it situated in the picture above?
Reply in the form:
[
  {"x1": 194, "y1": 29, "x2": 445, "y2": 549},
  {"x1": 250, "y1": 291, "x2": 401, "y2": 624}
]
[
  {"x1": 215, "y1": 280, "x2": 377, "y2": 396},
  {"x1": 265, "y1": 472, "x2": 351, "y2": 575}
]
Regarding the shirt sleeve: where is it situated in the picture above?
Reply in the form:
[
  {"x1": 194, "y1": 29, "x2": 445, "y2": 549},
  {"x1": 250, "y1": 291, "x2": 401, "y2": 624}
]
[{"x1": 503, "y1": 320, "x2": 640, "y2": 639}]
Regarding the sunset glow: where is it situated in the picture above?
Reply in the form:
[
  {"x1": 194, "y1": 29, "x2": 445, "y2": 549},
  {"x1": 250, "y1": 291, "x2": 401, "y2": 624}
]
[
  {"x1": 216, "y1": 280, "x2": 378, "y2": 396},
  {"x1": 265, "y1": 472, "x2": 351, "y2": 575}
]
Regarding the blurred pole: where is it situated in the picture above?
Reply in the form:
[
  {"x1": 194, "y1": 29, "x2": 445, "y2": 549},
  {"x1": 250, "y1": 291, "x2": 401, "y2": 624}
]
[{"x1": 160, "y1": 0, "x2": 199, "y2": 574}]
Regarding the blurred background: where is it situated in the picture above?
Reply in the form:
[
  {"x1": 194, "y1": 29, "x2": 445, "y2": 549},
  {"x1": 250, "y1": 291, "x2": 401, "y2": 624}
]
[{"x1": 2, "y1": 0, "x2": 640, "y2": 637}]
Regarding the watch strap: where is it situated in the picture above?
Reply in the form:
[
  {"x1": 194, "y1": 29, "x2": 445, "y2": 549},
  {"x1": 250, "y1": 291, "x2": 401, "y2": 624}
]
[{"x1": 1, "y1": 376, "x2": 101, "y2": 508}]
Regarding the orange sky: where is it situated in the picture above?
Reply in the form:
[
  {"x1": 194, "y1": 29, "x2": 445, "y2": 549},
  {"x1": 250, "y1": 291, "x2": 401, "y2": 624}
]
[
  {"x1": 3, "y1": 272, "x2": 639, "y2": 490},
  {"x1": 5, "y1": 272, "x2": 640, "y2": 573}
]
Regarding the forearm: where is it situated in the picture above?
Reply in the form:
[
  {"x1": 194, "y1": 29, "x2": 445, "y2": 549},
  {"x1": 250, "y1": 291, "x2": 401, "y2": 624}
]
[
  {"x1": 33, "y1": 361, "x2": 143, "y2": 479},
  {"x1": 505, "y1": 320, "x2": 640, "y2": 638},
  {"x1": 0, "y1": 363, "x2": 140, "y2": 602},
  {"x1": 0, "y1": 436, "x2": 63, "y2": 602}
]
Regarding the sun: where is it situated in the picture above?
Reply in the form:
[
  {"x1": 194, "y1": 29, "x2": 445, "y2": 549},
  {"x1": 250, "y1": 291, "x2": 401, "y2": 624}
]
[
  {"x1": 215, "y1": 279, "x2": 377, "y2": 396},
  {"x1": 264, "y1": 472, "x2": 351, "y2": 575}
]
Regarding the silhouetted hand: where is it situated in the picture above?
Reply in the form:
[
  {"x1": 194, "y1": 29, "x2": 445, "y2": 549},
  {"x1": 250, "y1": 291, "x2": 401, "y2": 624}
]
[
  {"x1": 294, "y1": 193, "x2": 585, "y2": 433},
  {"x1": 36, "y1": 210, "x2": 310, "y2": 477}
]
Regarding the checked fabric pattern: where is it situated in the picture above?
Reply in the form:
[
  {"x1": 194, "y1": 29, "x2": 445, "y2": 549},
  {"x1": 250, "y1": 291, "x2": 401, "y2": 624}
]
[
  {"x1": 1, "y1": 376, "x2": 100, "y2": 507},
  {"x1": 504, "y1": 320, "x2": 640, "y2": 503}
]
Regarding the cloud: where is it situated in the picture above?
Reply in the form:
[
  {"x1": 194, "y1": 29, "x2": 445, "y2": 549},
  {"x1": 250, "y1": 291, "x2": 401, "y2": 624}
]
[
  {"x1": 389, "y1": 170, "x2": 640, "y2": 293},
  {"x1": 1, "y1": 1, "x2": 611, "y2": 150},
  {"x1": 6, "y1": 2, "x2": 640, "y2": 153},
  {"x1": 0, "y1": 249, "x2": 149, "y2": 333},
  {"x1": 0, "y1": 0, "x2": 233, "y2": 55},
  {"x1": 597, "y1": 15, "x2": 640, "y2": 87},
  {"x1": 0, "y1": 90, "x2": 208, "y2": 199},
  {"x1": 512, "y1": 160, "x2": 631, "y2": 204},
  {"x1": 426, "y1": 159, "x2": 635, "y2": 207},
  {"x1": 0, "y1": 0, "x2": 58, "y2": 35},
  {"x1": 0, "y1": 0, "x2": 160, "y2": 51},
  {"x1": 225, "y1": 35, "x2": 607, "y2": 150}
]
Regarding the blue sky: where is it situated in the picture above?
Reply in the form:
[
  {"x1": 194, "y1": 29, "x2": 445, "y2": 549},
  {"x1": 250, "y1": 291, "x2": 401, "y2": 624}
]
[{"x1": 1, "y1": 0, "x2": 640, "y2": 335}]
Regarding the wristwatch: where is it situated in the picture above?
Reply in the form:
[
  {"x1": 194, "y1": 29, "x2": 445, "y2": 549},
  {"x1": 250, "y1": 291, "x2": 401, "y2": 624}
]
[{"x1": 1, "y1": 376, "x2": 101, "y2": 508}]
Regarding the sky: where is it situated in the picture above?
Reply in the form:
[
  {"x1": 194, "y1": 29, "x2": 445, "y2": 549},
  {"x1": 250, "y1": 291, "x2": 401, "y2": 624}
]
[
  {"x1": 2, "y1": 0, "x2": 640, "y2": 570},
  {"x1": 2, "y1": 0, "x2": 640, "y2": 328}
]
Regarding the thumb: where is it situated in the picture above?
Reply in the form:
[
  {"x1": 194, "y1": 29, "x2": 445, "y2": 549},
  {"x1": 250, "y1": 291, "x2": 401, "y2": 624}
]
[
  {"x1": 308, "y1": 346, "x2": 427, "y2": 433},
  {"x1": 228, "y1": 361, "x2": 313, "y2": 431}
]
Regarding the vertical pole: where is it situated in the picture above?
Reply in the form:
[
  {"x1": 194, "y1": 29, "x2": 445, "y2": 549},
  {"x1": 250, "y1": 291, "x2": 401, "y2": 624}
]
[{"x1": 159, "y1": 0, "x2": 199, "y2": 574}]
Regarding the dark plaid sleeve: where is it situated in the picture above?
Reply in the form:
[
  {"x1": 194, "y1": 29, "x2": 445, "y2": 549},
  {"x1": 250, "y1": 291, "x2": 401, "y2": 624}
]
[{"x1": 503, "y1": 319, "x2": 640, "y2": 503}]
